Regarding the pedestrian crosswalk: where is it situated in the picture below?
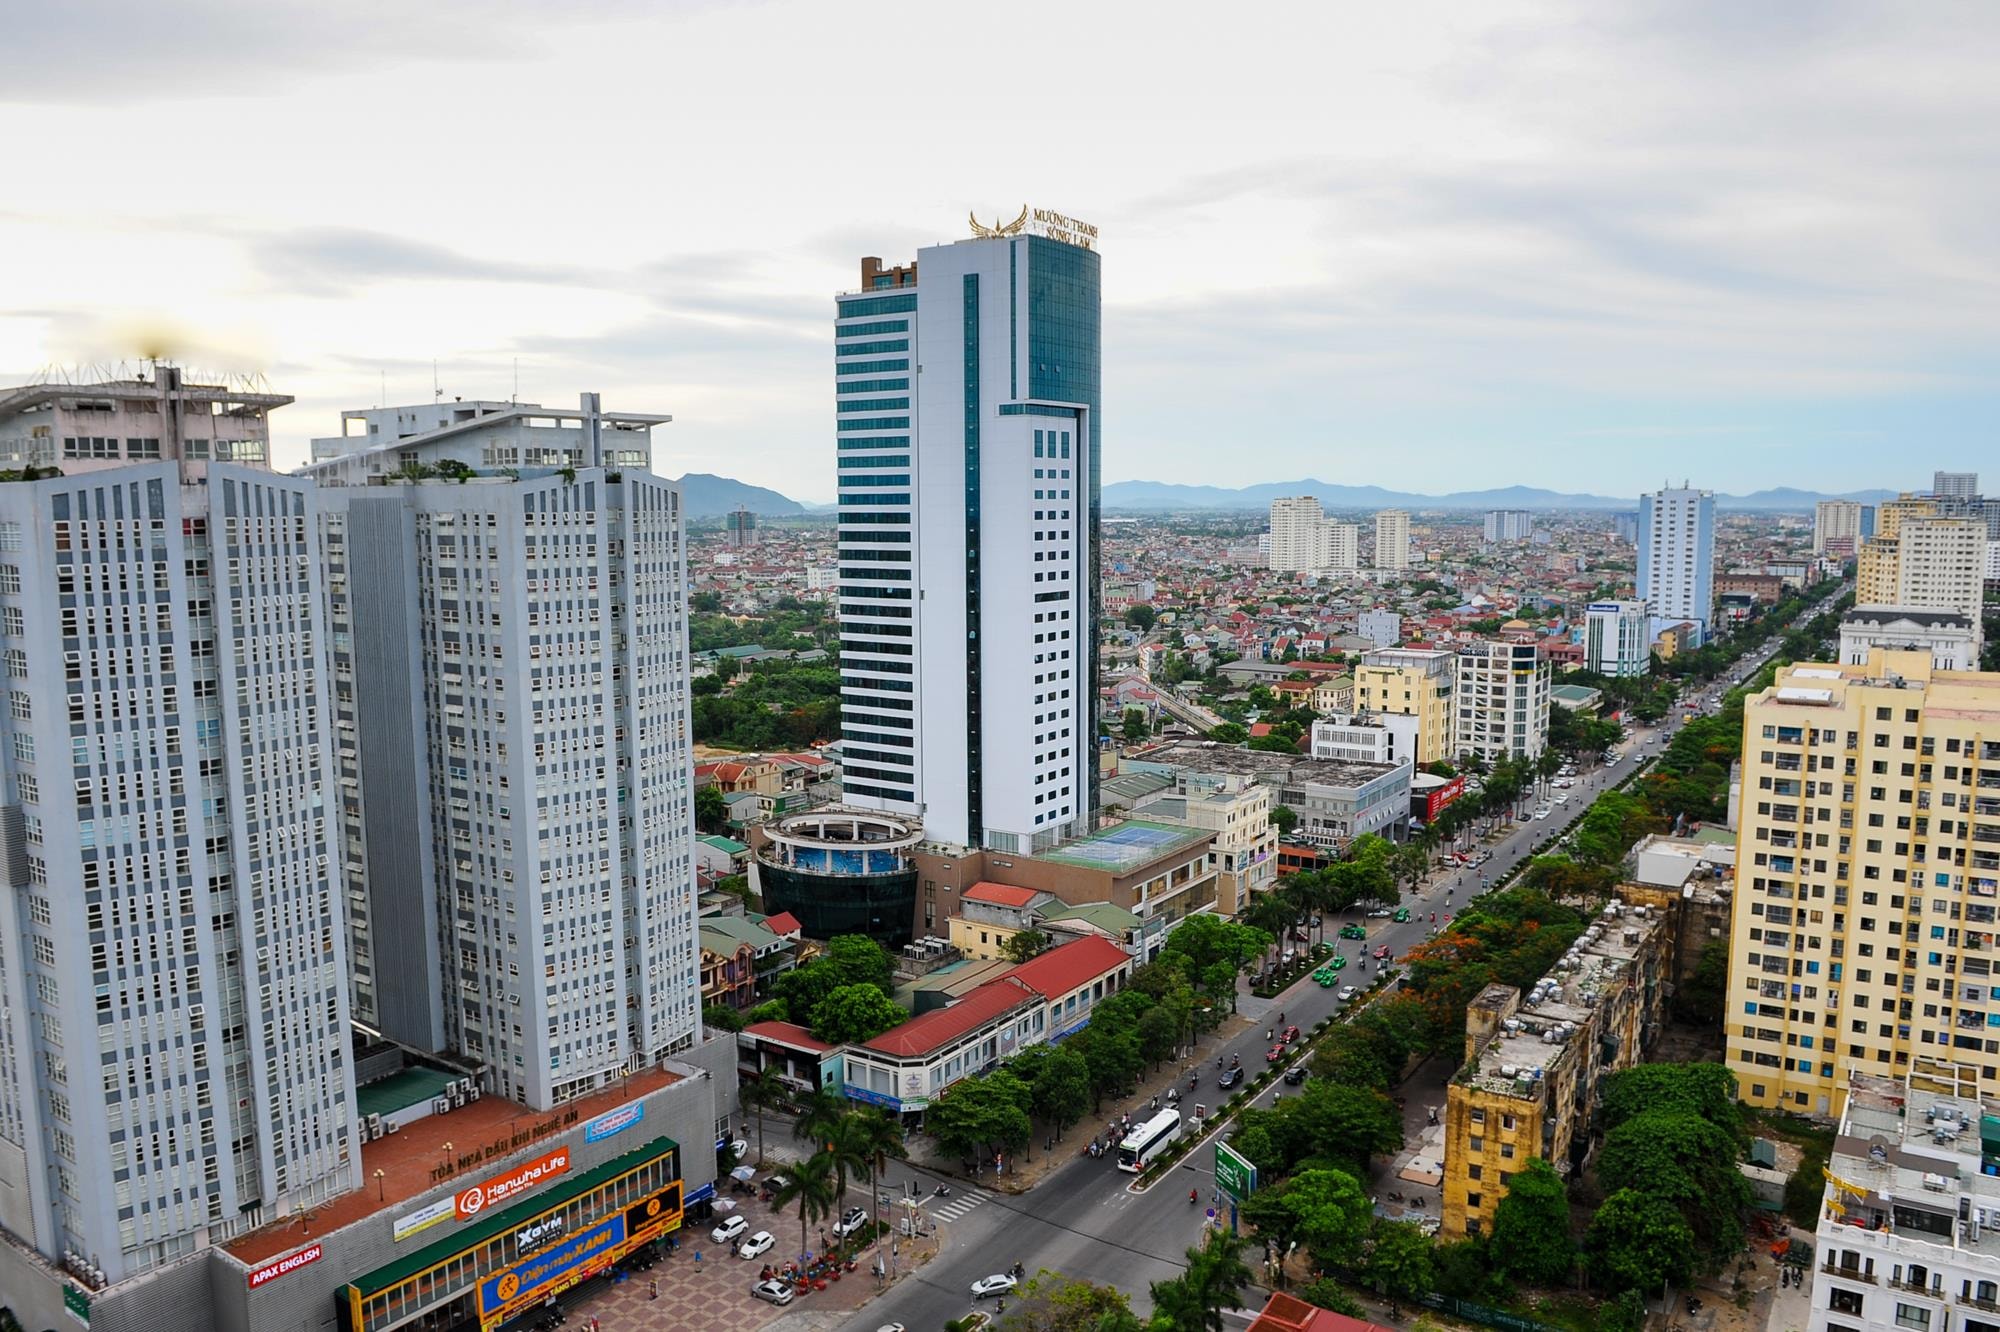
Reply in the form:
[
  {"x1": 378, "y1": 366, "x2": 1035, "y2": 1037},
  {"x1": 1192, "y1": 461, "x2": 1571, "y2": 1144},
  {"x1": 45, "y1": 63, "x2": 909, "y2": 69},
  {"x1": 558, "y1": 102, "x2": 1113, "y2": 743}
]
[{"x1": 930, "y1": 1192, "x2": 987, "y2": 1224}]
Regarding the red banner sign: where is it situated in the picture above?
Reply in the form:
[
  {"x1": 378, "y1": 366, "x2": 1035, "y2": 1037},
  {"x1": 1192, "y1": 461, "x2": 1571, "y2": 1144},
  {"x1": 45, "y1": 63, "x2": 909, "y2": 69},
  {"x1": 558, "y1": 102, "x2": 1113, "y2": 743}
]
[
  {"x1": 457, "y1": 1147, "x2": 570, "y2": 1219},
  {"x1": 246, "y1": 1243, "x2": 323, "y2": 1289}
]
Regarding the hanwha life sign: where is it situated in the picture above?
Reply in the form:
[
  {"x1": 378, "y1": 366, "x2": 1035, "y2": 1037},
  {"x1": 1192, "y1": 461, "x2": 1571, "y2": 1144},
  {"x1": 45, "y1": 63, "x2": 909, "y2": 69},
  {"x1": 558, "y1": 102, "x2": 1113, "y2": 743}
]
[{"x1": 456, "y1": 1147, "x2": 570, "y2": 1219}]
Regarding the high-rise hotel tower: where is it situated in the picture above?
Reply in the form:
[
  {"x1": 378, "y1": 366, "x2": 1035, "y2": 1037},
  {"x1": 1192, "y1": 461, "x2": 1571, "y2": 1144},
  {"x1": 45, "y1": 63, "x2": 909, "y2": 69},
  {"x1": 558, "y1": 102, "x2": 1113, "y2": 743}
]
[{"x1": 837, "y1": 219, "x2": 1102, "y2": 852}]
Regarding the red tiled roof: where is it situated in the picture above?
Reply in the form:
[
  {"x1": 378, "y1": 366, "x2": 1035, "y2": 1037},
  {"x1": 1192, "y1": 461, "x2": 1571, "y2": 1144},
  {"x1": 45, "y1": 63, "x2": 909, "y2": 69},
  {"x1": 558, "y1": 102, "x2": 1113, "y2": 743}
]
[
  {"x1": 861, "y1": 977, "x2": 1040, "y2": 1058},
  {"x1": 1001, "y1": 935, "x2": 1129, "y2": 1000},
  {"x1": 1247, "y1": 1293, "x2": 1397, "y2": 1332},
  {"x1": 962, "y1": 881, "x2": 1041, "y2": 908},
  {"x1": 763, "y1": 911, "x2": 802, "y2": 936},
  {"x1": 743, "y1": 1020, "x2": 833, "y2": 1053}
]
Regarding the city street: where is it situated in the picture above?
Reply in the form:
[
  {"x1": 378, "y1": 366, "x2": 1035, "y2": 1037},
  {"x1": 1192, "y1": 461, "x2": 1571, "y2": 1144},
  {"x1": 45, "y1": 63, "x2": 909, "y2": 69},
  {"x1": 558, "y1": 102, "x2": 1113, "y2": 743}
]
[{"x1": 831, "y1": 607, "x2": 1834, "y2": 1329}]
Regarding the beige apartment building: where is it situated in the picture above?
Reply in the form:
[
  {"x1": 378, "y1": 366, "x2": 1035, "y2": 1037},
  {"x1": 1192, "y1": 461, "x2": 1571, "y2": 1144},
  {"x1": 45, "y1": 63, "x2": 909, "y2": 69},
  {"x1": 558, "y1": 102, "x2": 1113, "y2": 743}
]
[
  {"x1": 1725, "y1": 650, "x2": 2000, "y2": 1120},
  {"x1": 1354, "y1": 646, "x2": 1457, "y2": 765}
]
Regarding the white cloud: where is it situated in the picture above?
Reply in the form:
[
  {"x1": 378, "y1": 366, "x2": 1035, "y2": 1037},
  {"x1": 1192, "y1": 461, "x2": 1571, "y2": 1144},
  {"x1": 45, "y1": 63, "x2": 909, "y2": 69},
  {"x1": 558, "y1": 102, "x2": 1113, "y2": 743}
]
[{"x1": 1, "y1": 0, "x2": 1995, "y2": 498}]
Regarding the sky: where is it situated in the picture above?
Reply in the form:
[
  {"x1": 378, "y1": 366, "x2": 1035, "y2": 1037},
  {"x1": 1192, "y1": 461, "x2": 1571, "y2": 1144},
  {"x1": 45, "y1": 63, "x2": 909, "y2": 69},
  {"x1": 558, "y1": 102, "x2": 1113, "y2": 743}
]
[{"x1": 2, "y1": 0, "x2": 1996, "y2": 502}]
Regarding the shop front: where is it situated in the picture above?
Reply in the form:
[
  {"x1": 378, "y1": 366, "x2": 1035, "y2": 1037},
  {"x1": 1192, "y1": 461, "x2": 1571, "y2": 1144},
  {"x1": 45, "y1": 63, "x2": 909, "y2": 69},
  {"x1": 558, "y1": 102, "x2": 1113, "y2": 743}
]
[{"x1": 339, "y1": 1137, "x2": 684, "y2": 1332}]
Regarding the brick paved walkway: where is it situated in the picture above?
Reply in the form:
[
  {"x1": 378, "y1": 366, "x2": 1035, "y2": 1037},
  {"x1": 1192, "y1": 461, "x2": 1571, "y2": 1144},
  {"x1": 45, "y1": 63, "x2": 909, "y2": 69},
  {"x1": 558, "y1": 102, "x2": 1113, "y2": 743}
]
[{"x1": 550, "y1": 1189, "x2": 916, "y2": 1332}]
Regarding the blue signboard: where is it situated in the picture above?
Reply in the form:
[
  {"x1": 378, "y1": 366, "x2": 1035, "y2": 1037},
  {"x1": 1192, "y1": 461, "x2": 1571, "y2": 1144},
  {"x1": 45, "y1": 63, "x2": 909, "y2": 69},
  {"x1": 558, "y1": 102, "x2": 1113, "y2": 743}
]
[
  {"x1": 582, "y1": 1103, "x2": 644, "y2": 1143},
  {"x1": 480, "y1": 1214, "x2": 626, "y2": 1315},
  {"x1": 843, "y1": 1085, "x2": 902, "y2": 1112}
]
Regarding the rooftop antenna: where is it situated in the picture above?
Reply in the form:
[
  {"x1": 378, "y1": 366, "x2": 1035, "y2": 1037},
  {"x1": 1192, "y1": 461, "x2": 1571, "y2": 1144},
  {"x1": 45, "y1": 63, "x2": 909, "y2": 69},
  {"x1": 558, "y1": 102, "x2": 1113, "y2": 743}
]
[
  {"x1": 512, "y1": 357, "x2": 519, "y2": 406},
  {"x1": 432, "y1": 360, "x2": 442, "y2": 403}
]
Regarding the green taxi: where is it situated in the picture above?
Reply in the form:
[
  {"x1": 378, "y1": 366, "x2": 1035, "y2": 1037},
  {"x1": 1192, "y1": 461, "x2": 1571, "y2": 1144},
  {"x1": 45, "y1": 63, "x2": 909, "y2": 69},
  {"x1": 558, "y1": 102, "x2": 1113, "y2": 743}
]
[
  {"x1": 1392, "y1": 907, "x2": 1410, "y2": 923},
  {"x1": 1338, "y1": 923, "x2": 1367, "y2": 940}
]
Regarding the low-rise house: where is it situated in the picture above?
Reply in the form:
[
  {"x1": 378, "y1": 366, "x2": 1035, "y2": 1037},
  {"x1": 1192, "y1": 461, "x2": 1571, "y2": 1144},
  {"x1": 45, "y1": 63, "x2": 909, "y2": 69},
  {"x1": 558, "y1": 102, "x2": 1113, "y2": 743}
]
[{"x1": 841, "y1": 937, "x2": 1136, "y2": 1117}]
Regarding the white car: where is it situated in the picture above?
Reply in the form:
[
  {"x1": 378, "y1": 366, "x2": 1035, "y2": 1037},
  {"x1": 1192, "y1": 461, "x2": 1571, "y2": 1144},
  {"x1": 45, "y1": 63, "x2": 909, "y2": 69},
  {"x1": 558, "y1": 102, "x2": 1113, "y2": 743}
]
[
  {"x1": 727, "y1": 1138, "x2": 749, "y2": 1160},
  {"x1": 1553, "y1": 794, "x2": 1569, "y2": 805},
  {"x1": 972, "y1": 1274, "x2": 1019, "y2": 1300},
  {"x1": 711, "y1": 1214, "x2": 749, "y2": 1245},
  {"x1": 738, "y1": 1230, "x2": 776, "y2": 1261},
  {"x1": 1337, "y1": 985, "x2": 1359, "y2": 1001},
  {"x1": 1533, "y1": 807, "x2": 1551, "y2": 820},
  {"x1": 833, "y1": 1206, "x2": 869, "y2": 1237},
  {"x1": 751, "y1": 1279, "x2": 795, "y2": 1306}
]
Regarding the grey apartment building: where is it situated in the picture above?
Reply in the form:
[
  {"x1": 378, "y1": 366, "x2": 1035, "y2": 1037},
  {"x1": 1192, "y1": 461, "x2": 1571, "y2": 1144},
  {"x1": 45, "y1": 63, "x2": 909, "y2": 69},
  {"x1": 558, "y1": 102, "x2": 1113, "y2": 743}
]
[
  {"x1": 306, "y1": 396, "x2": 703, "y2": 1112},
  {"x1": 0, "y1": 370, "x2": 360, "y2": 1283}
]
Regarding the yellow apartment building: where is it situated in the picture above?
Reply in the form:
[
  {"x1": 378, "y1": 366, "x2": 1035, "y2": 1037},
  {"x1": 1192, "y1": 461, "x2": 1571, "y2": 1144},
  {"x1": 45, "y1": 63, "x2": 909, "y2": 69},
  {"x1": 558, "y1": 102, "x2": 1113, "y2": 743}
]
[
  {"x1": 1440, "y1": 892, "x2": 1672, "y2": 1237},
  {"x1": 1725, "y1": 650, "x2": 2000, "y2": 1120},
  {"x1": 1353, "y1": 647, "x2": 1456, "y2": 765}
]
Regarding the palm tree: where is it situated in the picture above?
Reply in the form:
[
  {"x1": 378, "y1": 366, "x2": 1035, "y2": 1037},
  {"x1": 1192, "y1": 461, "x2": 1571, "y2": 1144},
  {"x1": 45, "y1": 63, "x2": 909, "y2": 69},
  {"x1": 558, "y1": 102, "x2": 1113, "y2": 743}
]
[
  {"x1": 771, "y1": 1149, "x2": 838, "y2": 1263},
  {"x1": 1150, "y1": 1227, "x2": 1255, "y2": 1332},
  {"x1": 792, "y1": 1088, "x2": 846, "y2": 1153},
  {"x1": 739, "y1": 1075, "x2": 786, "y2": 1165},
  {"x1": 842, "y1": 1109, "x2": 907, "y2": 1265}
]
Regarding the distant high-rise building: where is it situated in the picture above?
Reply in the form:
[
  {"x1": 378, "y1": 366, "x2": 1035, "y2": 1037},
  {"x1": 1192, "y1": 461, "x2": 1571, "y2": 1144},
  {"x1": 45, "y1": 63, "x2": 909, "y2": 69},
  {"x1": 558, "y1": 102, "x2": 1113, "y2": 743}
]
[
  {"x1": 1813, "y1": 499, "x2": 1865, "y2": 555},
  {"x1": 1638, "y1": 486, "x2": 1716, "y2": 646},
  {"x1": 1726, "y1": 651, "x2": 2000, "y2": 1120},
  {"x1": 1454, "y1": 640, "x2": 1551, "y2": 763},
  {"x1": 1373, "y1": 509, "x2": 1410, "y2": 570},
  {"x1": 1584, "y1": 600, "x2": 1651, "y2": 677},
  {"x1": 1611, "y1": 511, "x2": 1639, "y2": 545},
  {"x1": 307, "y1": 394, "x2": 702, "y2": 1111},
  {"x1": 0, "y1": 370, "x2": 360, "y2": 1282},
  {"x1": 1269, "y1": 496, "x2": 1330, "y2": 573},
  {"x1": 1933, "y1": 470, "x2": 1979, "y2": 500},
  {"x1": 835, "y1": 228, "x2": 1101, "y2": 852},
  {"x1": 1484, "y1": 509, "x2": 1534, "y2": 543},
  {"x1": 725, "y1": 505, "x2": 757, "y2": 547},
  {"x1": 1855, "y1": 496, "x2": 1986, "y2": 656},
  {"x1": 1325, "y1": 520, "x2": 1359, "y2": 573}
]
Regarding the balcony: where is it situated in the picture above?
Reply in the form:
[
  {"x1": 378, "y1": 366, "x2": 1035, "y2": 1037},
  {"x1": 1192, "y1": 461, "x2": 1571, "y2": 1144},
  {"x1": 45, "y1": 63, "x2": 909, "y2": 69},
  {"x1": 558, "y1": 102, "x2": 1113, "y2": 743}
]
[{"x1": 1824, "y1": 1263, "x2": 1878, "y2": 1285}]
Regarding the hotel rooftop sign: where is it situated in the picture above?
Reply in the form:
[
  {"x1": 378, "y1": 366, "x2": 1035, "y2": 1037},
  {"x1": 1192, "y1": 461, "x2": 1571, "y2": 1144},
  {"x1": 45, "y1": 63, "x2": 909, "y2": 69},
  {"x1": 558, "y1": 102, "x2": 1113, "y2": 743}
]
[{"x1": 969, "y1": 205, "x2": 1099, "y2": 251}]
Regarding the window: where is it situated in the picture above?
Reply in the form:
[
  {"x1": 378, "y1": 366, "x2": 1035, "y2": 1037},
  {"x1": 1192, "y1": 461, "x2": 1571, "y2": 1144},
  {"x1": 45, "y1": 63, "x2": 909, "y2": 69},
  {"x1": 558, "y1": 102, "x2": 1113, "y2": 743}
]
[{"x1": 1895, "y1": 1304, "x2": 1930, "y2": 1330}]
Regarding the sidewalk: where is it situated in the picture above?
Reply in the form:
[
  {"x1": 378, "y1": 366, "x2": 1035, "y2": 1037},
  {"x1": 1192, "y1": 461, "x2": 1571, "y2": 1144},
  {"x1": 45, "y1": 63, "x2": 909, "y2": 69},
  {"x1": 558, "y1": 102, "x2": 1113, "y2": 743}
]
[
  {"x1": 555, "y1": 1184, "x2": 933, "y2": 1332},
  {"x1": 912, "y1": 1004, "x2": 1266, "y2": 1193}
]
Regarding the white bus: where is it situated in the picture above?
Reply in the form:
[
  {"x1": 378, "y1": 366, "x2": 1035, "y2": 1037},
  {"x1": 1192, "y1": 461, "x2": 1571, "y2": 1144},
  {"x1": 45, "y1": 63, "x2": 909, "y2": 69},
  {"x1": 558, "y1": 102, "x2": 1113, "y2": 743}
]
[{"x1": 1117, "y1": 1109, "x2": 1183, "y2": 1173}]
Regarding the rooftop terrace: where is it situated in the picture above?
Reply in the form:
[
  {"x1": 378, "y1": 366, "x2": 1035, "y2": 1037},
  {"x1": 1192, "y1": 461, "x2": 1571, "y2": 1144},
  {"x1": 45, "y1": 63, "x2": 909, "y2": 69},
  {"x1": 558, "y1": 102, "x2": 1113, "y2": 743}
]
[{"x1": 224, "y1": 1065, "x2": 681, "y2": 1265}]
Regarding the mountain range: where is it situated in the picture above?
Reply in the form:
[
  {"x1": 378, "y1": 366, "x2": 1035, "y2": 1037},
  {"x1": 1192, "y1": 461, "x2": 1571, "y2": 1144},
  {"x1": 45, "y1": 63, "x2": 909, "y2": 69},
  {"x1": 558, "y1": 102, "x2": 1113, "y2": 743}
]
[
  {"x1": 1097, "y1": 479, "x2": 1901, "y2": 513},
  {"x1": 673, "y1": 471, "x2": 1904, "y2": 517},
  {"x1": 670, "y1": 473, "x2": 808, "y2": 519}
]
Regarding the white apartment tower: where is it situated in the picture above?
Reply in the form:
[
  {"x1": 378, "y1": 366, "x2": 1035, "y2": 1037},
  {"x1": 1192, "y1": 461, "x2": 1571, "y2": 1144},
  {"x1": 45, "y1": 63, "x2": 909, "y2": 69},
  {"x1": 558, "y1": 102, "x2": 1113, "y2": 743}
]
[
  {"x1": 1895, "y1": 516, "x2": 1988, "y2": 634},
  {"x1": 1584, "y1": 600, "x2": 1651, "y2": 677},
  {"x1": 0, "y1": 371, "x2": 359, "y2": 1284},
  {"x1": 1933, "y1": 470, "x2": 1979, "y2": 500},
  {"x1": 1325, "y1": 520, "x2": 1359, "y2": 573},
  {"x1": 1484, "y1": 509, "x2": 1534, "y2": 543},
  {"x1": 305, "y1": 396, "x2": 701, "y2": 1111},
  {"x1": 1268, "y1": 497, "x2": 1328, "y2": 574},
  {"x1": 835, "y1": 233, "x2": 1101, "y2": 853},
  {"x1": 1638, "y1": 485, "x2": 1716, "y2": 646},
  {"x1": 1454, "y1": 639, "x2": 1552, "y2": 763},
  {"x1": 1373, "y1": 509, "x2": 1410, "y2": 570},
  {"x1": 1815, "y1": 499, "x2": 1865, "y2": 555}
]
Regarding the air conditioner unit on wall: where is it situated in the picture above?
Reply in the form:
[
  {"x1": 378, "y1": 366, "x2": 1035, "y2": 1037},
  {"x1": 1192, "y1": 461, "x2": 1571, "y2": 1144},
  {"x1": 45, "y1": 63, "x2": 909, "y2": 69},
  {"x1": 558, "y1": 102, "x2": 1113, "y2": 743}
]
[{"x1": 433, "y1": 1097, "x2": 450, "y2": 1114}]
